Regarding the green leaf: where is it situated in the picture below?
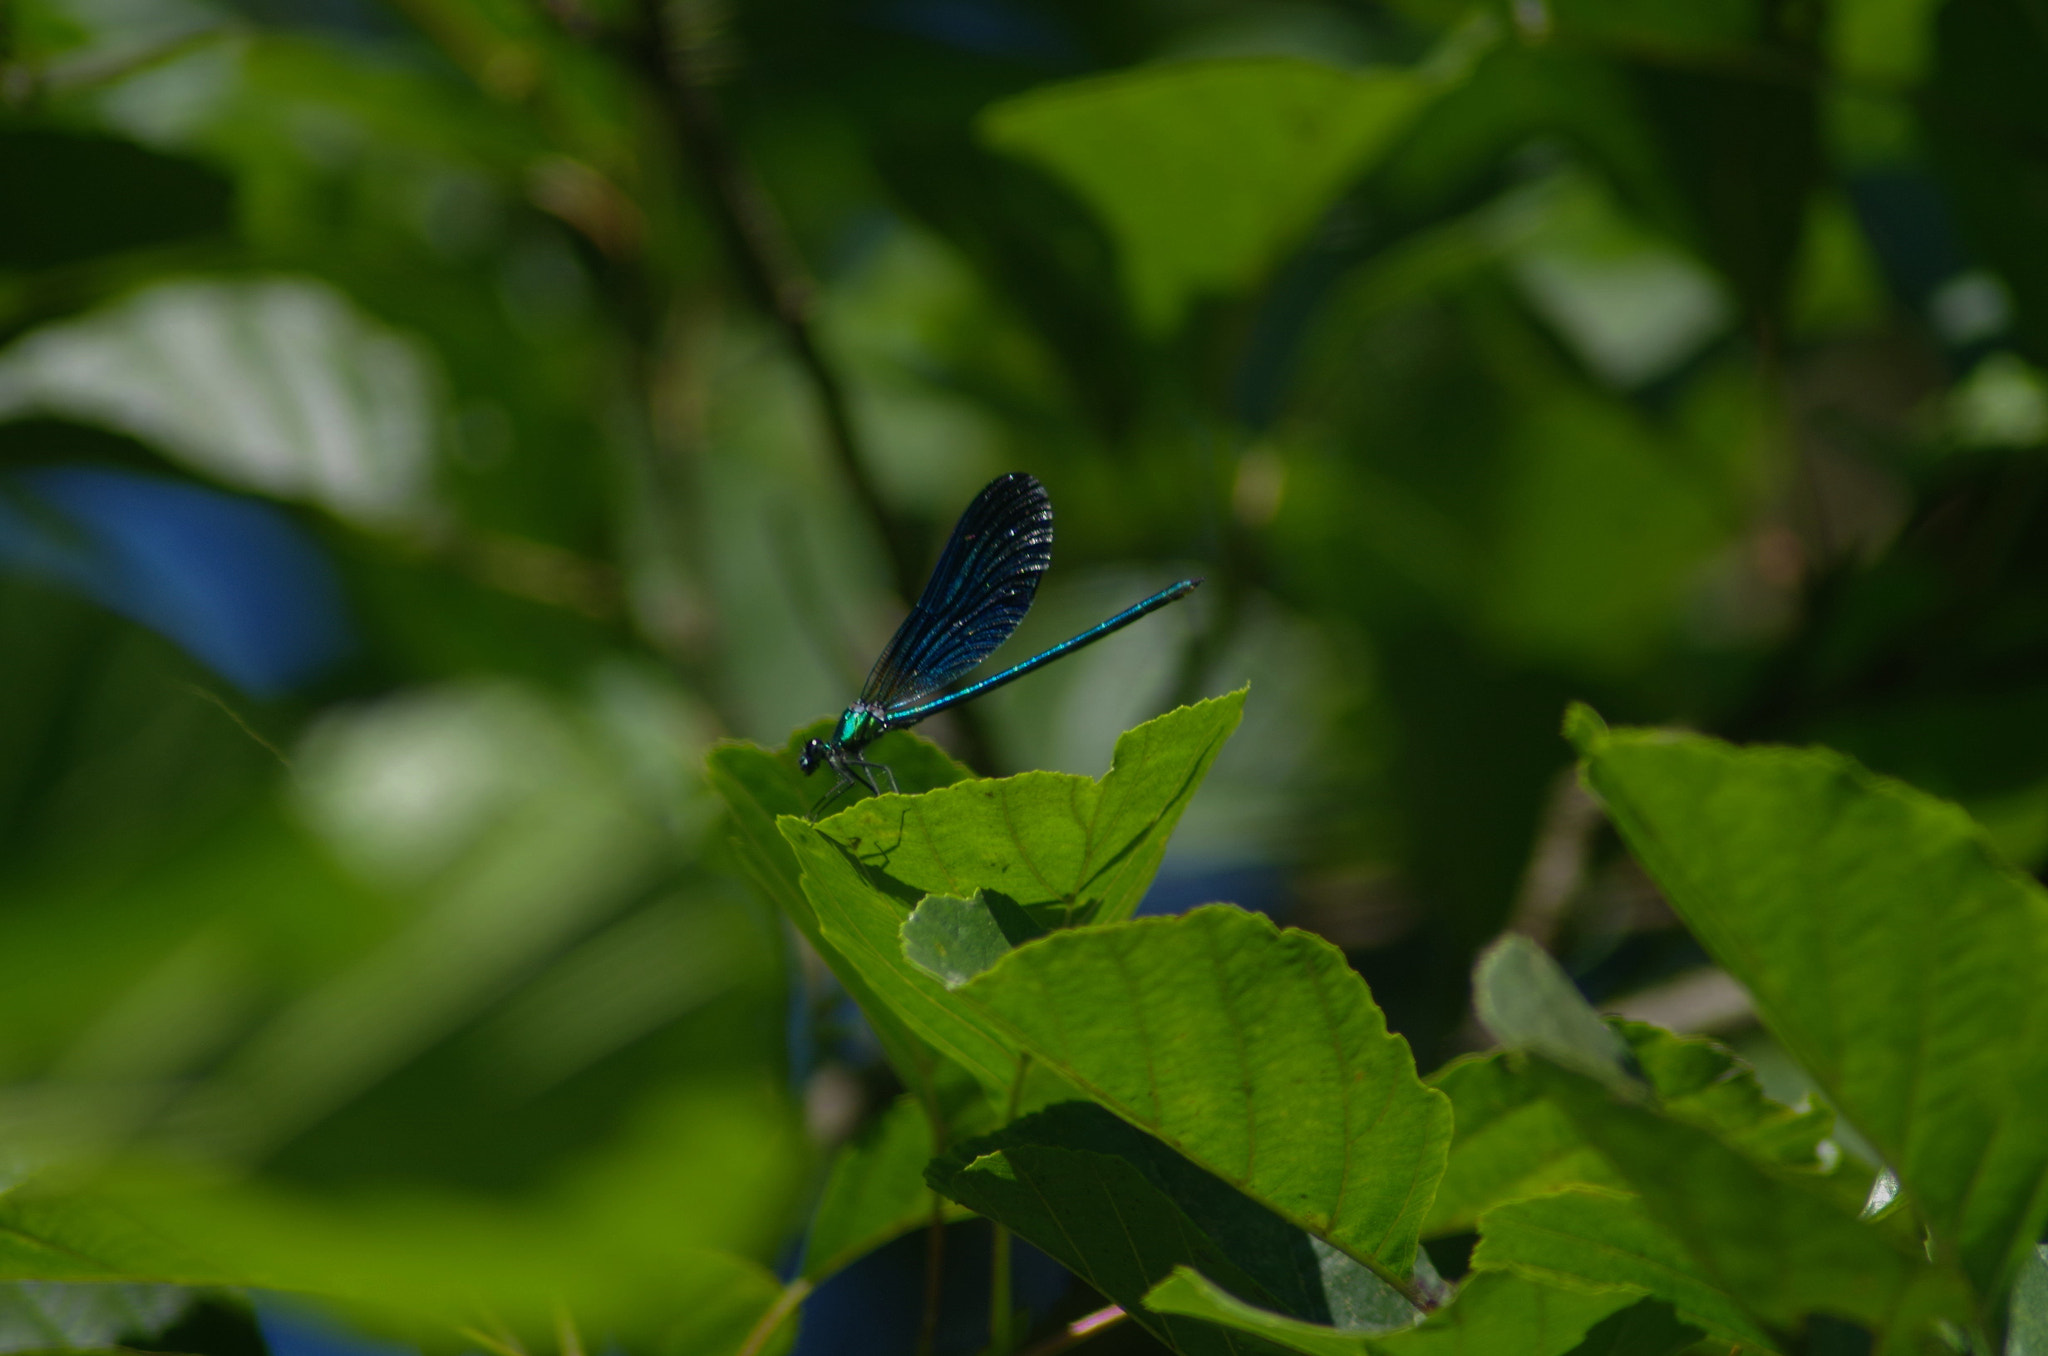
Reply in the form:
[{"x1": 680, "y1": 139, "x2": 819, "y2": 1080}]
[
  {"x1": 0, "y1": 1193, "x2": 234, "y2": 1285},
  {"x1": 812, "y1": 690, "x2": 1244, "y2": 932},
  {"x1": 1486, "y1": 1063, "x2": 1968, "y2": 1346},
  {"x1": 955, "y1": 905, "x2": 1451, "y2": 1288},
  {"x1": 1146, "y1": 1269, "x2": 1654, "y2": 1356},
  {"x1": 1556, "y1": 1298, "x2": 1701, "y2": 1356},
  {"x1": 1569, "y1": 712, "x2": 2048, "y2": 1293},
  {"x1": 1471, "y1": 935, "x2": 1637, "y2": 1091},
  {"x1": 927, "y1": 1102, "x2": 1416, "y2": 1355},
  {"x1": 800, "y1": 1094, "x2": 949, "y2": 1282},
  {"x1": 1426, "y1": 1021, "x2": 1830, "y2": 1237},
  {"x1": 708, "y1": 729, "x2": 974, "y2": 1110},
  {"x1": 780, "y1": 818, "x2": 1023, "y2": 1097},
  {"x1": 1372, "y1": 1271, "x2": 1638, "y2": 1356},
  {"x1": 1425, "y1": 1054, "x2": 1616, "y2": 1237},
  {"x1": 0, "y1": 279, "x2": 442, "y2": 526},
  {"x1": 1143, "y1": 1268, "x2": 1407, "y2": 1356},
  {"x1": 0, "y1": 1284, "x2": 192, "y2": 1354},
  {"x1": 2010, "y1": 1245, "x2": 2048, "y2": 1356},
  {"x1": 981, "y1": 60, "x2": 1439, "y2": 332},
  {"x1": 1475, "y1": 1188, "x2": 1774, "y2": 1349},
  {"x1": 900, "y1": 892, "x2": 1043, "y2": 990}
]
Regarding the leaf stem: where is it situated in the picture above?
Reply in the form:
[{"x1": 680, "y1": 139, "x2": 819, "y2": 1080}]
[
  {"x1": 916, "y1": 1195, "x2": 947, "y2": 1356},
  {"x1": 989, "y1": 1222, "x2": 1015, "y2": 1355},
  {"x1": 624, "y1": 0, "x2": 919, "y2": 606},
  {"x1": 736, "y1": 1278, "x2": 813, "y2": 1356},
  {"x1": 989, "y1": 1053, "x2": 1032, "y2": 1353}
]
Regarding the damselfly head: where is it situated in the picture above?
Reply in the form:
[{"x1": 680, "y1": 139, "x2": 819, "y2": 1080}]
[{"x1": 799, "y1": 738, "x2": 828, "y2": 776}]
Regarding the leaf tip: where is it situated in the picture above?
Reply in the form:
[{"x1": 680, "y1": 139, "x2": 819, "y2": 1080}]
[{"x1": 1561, "y1": 702, "x2": 1608, "y2": 754}]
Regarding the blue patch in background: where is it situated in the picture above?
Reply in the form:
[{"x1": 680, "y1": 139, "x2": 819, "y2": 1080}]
[{"x1": 0, "y1": 465, "x2": 352, "y2": 695}]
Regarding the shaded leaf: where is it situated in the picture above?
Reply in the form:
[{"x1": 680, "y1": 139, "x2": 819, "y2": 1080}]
[
  {"x1": 1556, "y1": 1297, "x2": 1700, "y2": 1356},
  {"x1": 814, "y1": 690, "x2": 1245, "y2": 931},
  {"x1": 928, "y1": 1102, "x2": 1414, "y2": 1356},
  {"x1": 956, "y1": 905, "x2": 1450, "y2": 1288},
  {"x1": 982, "y1": 59, "x2": 1440, "y2": 332},
  {"x1": 1427, "y1": 1020, "x2": 1830, "y2": 1238},
  {"x1": 1475, "y1": 1188, "x2": 1774, "y2": 1349},
  {"x1": 1569, "y1": 707, "x2": 2048, "y2": 1293},
  {"x1": 1471, "y1": 935, "x2": 1637, "y2": 1091},
  {"x1": 1928, "y1": 0, "x2": 2048, "y2": 366},
  {"x1": 1373, "y1": 1271, "x2": 1638, "y2": 1356},
  {"x1": 801, "y1": 1094, "x2": 950, "y2": 1282},
  {"x1": 0, "y1": 131, "x2": 231, "y2": 272},
  {"x1": 1482, "y1": 1062, "x2": 1969, "y2": 1348}
]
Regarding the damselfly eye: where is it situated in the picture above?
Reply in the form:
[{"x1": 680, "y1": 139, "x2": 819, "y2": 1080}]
[{"x1": 799, "y1": 739, "x2": 825, "y2": 775}]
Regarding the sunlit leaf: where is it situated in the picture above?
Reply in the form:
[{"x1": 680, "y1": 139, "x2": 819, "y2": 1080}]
[
  {"x1": 0, "y1": 1283, "x2": 191, "y2": 1354},
  {"x1": 956, "y1": 906, "x2": 1450, "y2": 1287},
  {"x1": 813, "y1": 690, "x2": 1245, "y2": 931},
  {"x1": 0, "y1": 279, "x2": 441, "y2": 525},
  {"x1": 1569, "y1": 705, "x2": 2048, "y2": 1293}
]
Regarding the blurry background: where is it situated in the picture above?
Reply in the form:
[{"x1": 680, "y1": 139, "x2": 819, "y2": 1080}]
[{"x1": 2, "y1": 0, "x2": 2046, "y2": 1349}]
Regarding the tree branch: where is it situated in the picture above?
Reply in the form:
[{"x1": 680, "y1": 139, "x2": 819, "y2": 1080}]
[{"x1": 626, "y1": 0, "x2": 923, "y2": 606}]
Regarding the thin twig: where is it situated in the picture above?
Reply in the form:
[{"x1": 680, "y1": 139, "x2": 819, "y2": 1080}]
[
  {"x1": 916, "y1": 1194, "x2": 947, "y2": 1356},
  {"x1": 625, "y1": 0, "x2": 923, "y2": 606},
  {"x1": 179, "y1": 683, "x2": 293, "y2": 774},
  {"x1": 1013, "y1": 1305, "x2": 1128, "y2": 1356}
]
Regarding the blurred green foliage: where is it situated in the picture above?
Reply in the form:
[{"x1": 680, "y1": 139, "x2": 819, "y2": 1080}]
[{"x1": 5, "y1": 0, "x2": 2048, "y2": 1348}]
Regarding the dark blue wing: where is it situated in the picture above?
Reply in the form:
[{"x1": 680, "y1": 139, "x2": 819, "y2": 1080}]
[{"x1": 861, "y1": 472, "x2": 1053, "y2": 715}]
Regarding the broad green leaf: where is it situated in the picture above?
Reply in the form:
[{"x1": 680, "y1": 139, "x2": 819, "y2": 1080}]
[
  {"x1": 1427, "y1": 1022, "x2": 1829, "y2": 1237},
  {"x1": 1471, "y1": 935, "x2": 1637, "y2": 1091},
  {"x1": 1373, "y1": 1271, "x2": 1638, "y2": 1356},
  {"x1": 779, "y1": 818, "x2": 1023, "y2": 1097},
  {"x1": 955, "y1": 905, "x2": 1451, "y2": 1289},
  {"x1": 0, "y1": 1283, "x2": 191, "y2": 1353},
  {"x1": 1555, "y1": 1298, "x2": 1700, "y2": 1356},
  {"x1": 0, "y1": 279, "x2": 440, "y2": 526},
  {"x1": 801, "y1": 1094, "x2": 951, "y2": 1283},
  {"x1": 0, "y1": 1193, "x2": 235, "y2": 1285},
  {"x1": 813, "y1": 690, "x2": 1244, "y2": 931},
  {"x1": 1568, "y1": 706, "x2": 2048, "y2": 1293},
  {"x1": 1494, "y1": 1063, "x2": 1969, "y2": 1346},
  {"x1": 981, "y1": 60, "x2": 1437, "y2": 332},
  {"x1": 1475, "y1": 1188, "x2": 1773, "y2": 1349},
  {"x1": 900, "y1": 892, "x2": 1042, "y2": 990},
  {"x1": 2011, "y1": 1245, "x2": 2048, "y2": 1356},
  {"x1": 708, "y1": 728, "x2": 975, "y2": 1114},
  {"x1": 1143, "y1": 1268, "x2": 1410, "y2": 1356},
  {"x1": 1425, "y1": 1054, "x2": 1614, "y2": 1237},
  {"x1": 928, "y1": 1102, "x2": 1414, "y2": 1356}
]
